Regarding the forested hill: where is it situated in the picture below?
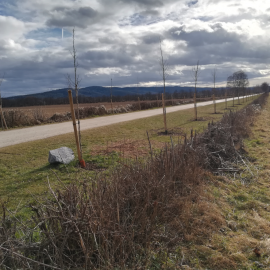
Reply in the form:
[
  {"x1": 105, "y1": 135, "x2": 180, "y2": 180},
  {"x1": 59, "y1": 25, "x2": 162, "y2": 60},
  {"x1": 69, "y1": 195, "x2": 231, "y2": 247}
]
[
  {"x1": 6, "y1": 86, "x2": 213, "y2": 100},
  {"x1": 3, "y1": 85, "x2": 222, "y2": 107}
]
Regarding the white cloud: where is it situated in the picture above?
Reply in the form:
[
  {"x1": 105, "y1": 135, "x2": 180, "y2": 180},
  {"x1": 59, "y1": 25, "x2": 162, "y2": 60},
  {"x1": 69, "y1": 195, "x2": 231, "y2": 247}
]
[{"x1": 0, "y1": 15, "x2": 25, "y2": 40}]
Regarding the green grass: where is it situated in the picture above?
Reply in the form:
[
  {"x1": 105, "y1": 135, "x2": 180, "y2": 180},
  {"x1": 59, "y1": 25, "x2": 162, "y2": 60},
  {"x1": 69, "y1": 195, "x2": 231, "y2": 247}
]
[{"x1": 0, "y1": 96, "x2": 259, "y2": 213}]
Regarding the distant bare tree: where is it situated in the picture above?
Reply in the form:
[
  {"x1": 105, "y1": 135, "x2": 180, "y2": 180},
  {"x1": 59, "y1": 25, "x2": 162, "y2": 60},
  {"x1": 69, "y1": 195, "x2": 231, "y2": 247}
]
[
  {"x1": 227, "y1": 70, "x2": 249, "y2": 105},
  {"x1": 159, "y1": 37, "x2": 168, "y2": 133},
  {"x1": 261, "y1": 82, "x2": 269, "y2": 93},
  {"x1": 191, "y1": 60, "x2": 201, "y2": 120}
]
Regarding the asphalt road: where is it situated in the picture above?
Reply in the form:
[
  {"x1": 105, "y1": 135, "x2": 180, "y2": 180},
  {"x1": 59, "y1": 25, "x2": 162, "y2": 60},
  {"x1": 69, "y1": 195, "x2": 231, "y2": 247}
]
[{"x1": 0, "y1": 96, "x2": 255, "y2": 148}]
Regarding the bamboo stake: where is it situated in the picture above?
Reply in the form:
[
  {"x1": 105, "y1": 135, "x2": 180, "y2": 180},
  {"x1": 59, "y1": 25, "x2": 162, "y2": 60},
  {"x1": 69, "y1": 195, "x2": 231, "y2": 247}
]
[
  {"x1": 162, "y1": 93, "x2": 167, "y2": 134},
  {"x1": 68, "y1": 90, "x2": 82, "y2": 162},
  {"x1": 0, "y1": 106, "x2": 7, "y2": 130}
]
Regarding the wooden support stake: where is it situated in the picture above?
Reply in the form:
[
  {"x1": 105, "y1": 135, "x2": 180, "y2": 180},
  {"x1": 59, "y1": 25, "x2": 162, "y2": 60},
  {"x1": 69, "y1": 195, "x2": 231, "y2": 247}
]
[
  {"x1": 213, "y1": 94, "x2": 216, "y2": 114},
  {"x1": 0, "y1": 106, "x2": 7, "y2": 130},
  {"x1": 162, "y1": 93, "x2": 167, "y2": 134},
  {"x1": 225, "y1": 90, "x2": 227, "y2": 110},
  {"x1": 138, "y1": 97, "x2": 141, "y2": 110},
  {"x1": 194, "y1": 93, "x2": 197, "y2": 120},
  {"x1": 109, "y1": 78, "x2": 113, "y2": 113},
  {"x1": 68, "y1": 90, "x2": 82, "y2": 162}
]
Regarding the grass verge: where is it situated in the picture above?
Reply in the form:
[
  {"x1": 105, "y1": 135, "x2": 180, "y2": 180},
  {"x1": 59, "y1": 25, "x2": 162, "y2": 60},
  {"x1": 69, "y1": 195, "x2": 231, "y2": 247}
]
[{"x1": 0, "y1": 96, "x2": 259, "y2": 214}]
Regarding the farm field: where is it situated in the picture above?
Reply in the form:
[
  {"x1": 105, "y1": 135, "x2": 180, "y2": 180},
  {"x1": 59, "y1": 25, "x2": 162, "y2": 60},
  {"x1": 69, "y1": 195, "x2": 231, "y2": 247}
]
[{"x1": 2, "y1": 97, "x2": 214, "y2": 117}]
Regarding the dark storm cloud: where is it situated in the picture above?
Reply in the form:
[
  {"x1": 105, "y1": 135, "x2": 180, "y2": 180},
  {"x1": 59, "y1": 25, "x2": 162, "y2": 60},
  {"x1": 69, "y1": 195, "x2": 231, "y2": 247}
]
[
  {"x1": 120, "y1": 0, "x2": 163, "y2": 6},
  {"x1": 141, "y1": 33, "x2": 160, "y2": 44},
  {"x1": 188, "y1": 0, "x2": 198, "y2": 7},
  {"x1": 99, "y1": 0, "x2": 163, "y2": 8},
  {"x1": 81, "y1": 49, "x2": 136, "y2": 68},
  {"x1": 168, "y1": 25, "x2": 244, "y2": 46},
  {"x1": 46, "y1": 6, "x2": 98, "y2": 28},
  {"x1": 167, "y1": 35, "x2": 270, "y2": 69},
  {"x1": 140, "y1": 9, "x2": 160, "y2": 16}
]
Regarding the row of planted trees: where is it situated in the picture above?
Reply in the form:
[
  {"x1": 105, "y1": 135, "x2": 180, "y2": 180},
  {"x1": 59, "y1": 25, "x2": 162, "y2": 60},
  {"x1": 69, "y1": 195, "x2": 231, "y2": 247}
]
[
  {"x1": 160, "y1": 46, "x2": 265, "y2": 128},
  {"x1": 66, "y1": 34, "x2": 266, "y2": 163}
]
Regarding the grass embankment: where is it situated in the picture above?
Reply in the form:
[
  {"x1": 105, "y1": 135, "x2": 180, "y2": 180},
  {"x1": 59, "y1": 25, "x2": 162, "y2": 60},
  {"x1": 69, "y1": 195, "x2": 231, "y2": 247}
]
[
  {"x1": 0, "y1": 94, "x2": 268, "y2": 269},
  {"x1": 0, "y1": 98, "x2": 256, "y2": 214},
  {"x1": 193, "y1": 97, "x2": 270, "y2": 269},
  {"x1": 175, "y1": 96, "x2": 270, "y2": 270}
]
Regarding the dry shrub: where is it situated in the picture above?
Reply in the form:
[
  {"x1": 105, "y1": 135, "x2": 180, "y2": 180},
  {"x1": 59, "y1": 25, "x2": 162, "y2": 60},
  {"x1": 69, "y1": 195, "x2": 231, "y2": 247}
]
[
  {"x1": 2, "y1": 109, "x2": 33, "y2": 127},
  {"x1": 193, "y1": 95, "x2": 267, "y2": 171},
  {"x1": 49, "y1": 112, "x2": 71, "y2": 122},
  {"x1": 31, "y1": 108, "x2": 47, "y2": 124},
  {"x1": 0, "y1": 141, "x2": 210, "y2": 269},
  {"x1": 30, "y1": 143, "x2": 205, "y2": 268}
]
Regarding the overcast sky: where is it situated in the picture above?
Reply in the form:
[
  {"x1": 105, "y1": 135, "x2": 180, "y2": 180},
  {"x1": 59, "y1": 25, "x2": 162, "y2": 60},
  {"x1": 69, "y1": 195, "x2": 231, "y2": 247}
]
[{"x1": 0, "y1": 0, "x2": 270, "y2": 97}]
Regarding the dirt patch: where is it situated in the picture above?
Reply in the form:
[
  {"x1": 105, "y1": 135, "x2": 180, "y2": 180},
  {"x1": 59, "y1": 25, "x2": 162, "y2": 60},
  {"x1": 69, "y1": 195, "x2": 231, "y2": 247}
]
[
  {"x1": 91, "y1": 138, "x2": 164, "y2": 158},
  {"x1": 150, "y1": 127, "x2": 186, "y2": 137}
]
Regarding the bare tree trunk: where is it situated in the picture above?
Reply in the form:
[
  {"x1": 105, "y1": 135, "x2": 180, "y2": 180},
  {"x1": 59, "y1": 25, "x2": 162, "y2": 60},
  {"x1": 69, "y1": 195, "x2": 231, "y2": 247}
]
[
  {"x1": 159, "y1": 38, "x2": 168, "y2": 134},
  {"x1": 193, "y1": 93, "x2": 197, "y2": 120},
  {"x1": 225, "y1": 89, "x2": 227, "y2": 110},
  {"x1": 0, "y1": 74, "x2": 7, "y2": 130},
  {"x1": 162, "y1": 93, "x2": 167, "y2": 133},
  {"x1": 110, "y1": 78, "x2": 113, "y2": 113},
  {"x1": 191, "y1": 61, "x2": 200, "y2": 121},
  {"x1": 212, "y1": 94, "x2": 216, "y2": 114},
  {"x1": 67, "y1": 28, "x2": 84, "y2": 165},
  {"x1": 72, "y1": 29, "x2": 82, "y2": 159},
  {"x1": 137, "y1": 76, "x2": 141, "y2": 110},
  {"x1": 211, "y1": 66, "x2": 217, "y2": 114}
]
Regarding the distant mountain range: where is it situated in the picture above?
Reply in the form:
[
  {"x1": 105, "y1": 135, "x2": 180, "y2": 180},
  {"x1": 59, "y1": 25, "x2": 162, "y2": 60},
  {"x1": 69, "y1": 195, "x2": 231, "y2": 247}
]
[{"x1": 6, "y1": 86, "x2": 214, "y2": 100}]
